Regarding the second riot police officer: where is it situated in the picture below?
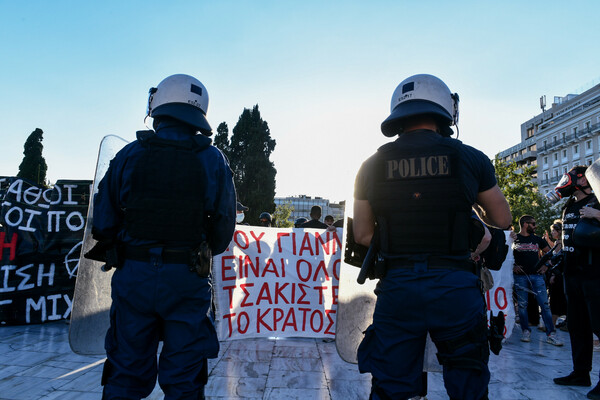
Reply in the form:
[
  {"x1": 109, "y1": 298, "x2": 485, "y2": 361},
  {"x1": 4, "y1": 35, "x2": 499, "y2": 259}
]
[{"x1": 352, "y1": 74, "x2": 511, "y2": 399}]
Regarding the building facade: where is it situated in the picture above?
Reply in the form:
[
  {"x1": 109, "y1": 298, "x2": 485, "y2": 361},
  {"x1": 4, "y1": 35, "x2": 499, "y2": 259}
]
[
  {"x1": 274, "y1": 195, "x2": 345, "y2": 224},
  {"x1": 497, "y1": 83, "x2": 600, "y2": 195}
]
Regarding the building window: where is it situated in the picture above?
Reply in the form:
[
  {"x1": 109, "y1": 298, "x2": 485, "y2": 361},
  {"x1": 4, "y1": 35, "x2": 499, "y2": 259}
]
[
  {"x1": 562, "y1": 132, "x2": 566, "y2": 141},
  {"x1": 586, "y1": 140, "x2": 593, "y2": 153},
  {"x1": 553, "y1": 168, "x2": 559, "y2": 177},
  {"x1": 553, "y1": 153, "x2": 558, "y2": 162},
  {"x1": 574, "y1": 144, "x2": 579, "y2": 156},
  {"x1": 587, "y1": 157, "x2": 594, "y2": 166},
  {"x1": 553, "y1": 136, "x2": 557, "y2": 144},
  {"x1": 543, "y1": 156, "x2": 548, "y2": 166},
  {"x1": 573, "y1": 126, "x2": 578, "y2": 135},
  {"x1": 562, "y1": 149, "x2": 567, "y2": 158},
  {"x1": 585, "y1": 121, "x2": 591, "y2": 131},
  {"x1": 543, "y1": 140, "x2": 547, "y2": 149},
  {"x1": 563, "y1": 166, "x2": 568, "y2": 174},
  {"x1": 527, "y1": 127, "x2": 534, "y2": 138}
]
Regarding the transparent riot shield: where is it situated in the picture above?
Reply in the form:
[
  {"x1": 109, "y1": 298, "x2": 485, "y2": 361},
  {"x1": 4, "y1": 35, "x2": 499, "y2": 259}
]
[
  {"x1": 335, "y1": 197, "x2": 441, "y2": 372},
  {"x1": 586, "y1": 158, "x2": 600, "y2": 195},
  {"x1": 69, "y1": 135, "x2": 128, "y2": 355}
]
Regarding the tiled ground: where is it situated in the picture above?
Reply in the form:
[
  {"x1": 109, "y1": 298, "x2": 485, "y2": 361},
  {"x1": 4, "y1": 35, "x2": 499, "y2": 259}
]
[{"x1": 0, "y1": 321, "x2": 598, "y2": 399}]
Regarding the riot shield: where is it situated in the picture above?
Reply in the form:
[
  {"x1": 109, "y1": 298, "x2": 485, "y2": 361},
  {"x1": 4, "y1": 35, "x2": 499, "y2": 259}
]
[
  {"x1": 69, "y1": 135, "x2": 128, "y2": 355},
  {"x1": 586, "y1": 158, "x2": 600, "y2": 195},
  {"x1": 335, "y1": 198, "x2": 441, "y2": 371}
]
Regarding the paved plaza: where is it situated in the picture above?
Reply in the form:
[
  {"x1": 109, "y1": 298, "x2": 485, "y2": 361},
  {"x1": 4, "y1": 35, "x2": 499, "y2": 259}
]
[{"x1": 0, "y1": 321, "x2": 598, "y2": 399}]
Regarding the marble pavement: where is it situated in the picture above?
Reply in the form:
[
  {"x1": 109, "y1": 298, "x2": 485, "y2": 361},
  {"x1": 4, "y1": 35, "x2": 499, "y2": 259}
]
[{"x1": 0, "y1": 321, "x2": 598, "y2": 399}]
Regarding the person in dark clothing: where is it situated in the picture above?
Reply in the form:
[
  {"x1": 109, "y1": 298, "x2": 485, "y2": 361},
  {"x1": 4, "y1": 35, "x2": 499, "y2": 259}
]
[
  {"x1": 512, "y1": 215, "x2": 562, "y2": 345},
  {"x1": 544, "y1": 221, "x2": 567, "y2": 327},
  {"x1": 324, "y1": 215, "x2": 335, "y2": 226},
  {"x1": 300, "y1": 205, "x2": 328, "y2": 229},
  {"x1": 294, "y1": 217, "x2": 308, "y2": 228},
  {"x1": 91, "y1": 74, "x2": 236, "y2": 400},
  {"x1": 236, "y1": 201, "x2": 249, "y2": 224},
  {"x1": 552, "y1": 166, "x2": 600, "y2": 399},
  {"x1": 259, "y1": 212, "x2": 272, "y2": 227},
  {"x1": 353, "y1": 74, "x2": 511, "y2": 400}
]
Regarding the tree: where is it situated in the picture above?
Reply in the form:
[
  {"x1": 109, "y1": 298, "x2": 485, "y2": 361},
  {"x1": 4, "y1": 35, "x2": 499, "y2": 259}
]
[
  {"x1": 227, "y1": 105, "x2": 277, "y2": 225},
  {"x1": 17, "y1": 128, "x2": 48, "y2": 186},
  {"x1": 213, "y1": 122, "x2": 231, "y2": 160},
  {"x1": 493, "y1": 156, "x2": 560, "y2": 233},
  {"x1": 273, "y1": 201, "x2": 294, "y2": 228}
]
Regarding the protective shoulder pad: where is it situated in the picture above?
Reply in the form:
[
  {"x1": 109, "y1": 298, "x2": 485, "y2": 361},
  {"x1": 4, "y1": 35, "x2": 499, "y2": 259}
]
[
  {"x1": 190, "y1": 135, "x2": 211, "y2": 152},
  {"x1": 136, "y1": 130, "x2": 156, "y2": 143},
  {"x1": 377, "y1": 142, "x2": 397, "y2": 154}
]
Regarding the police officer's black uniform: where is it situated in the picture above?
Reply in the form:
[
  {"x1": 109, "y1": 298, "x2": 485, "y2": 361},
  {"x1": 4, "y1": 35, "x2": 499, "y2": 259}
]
[{"x1": 353, "y1": 74, "x2": 507, "y2": 400}]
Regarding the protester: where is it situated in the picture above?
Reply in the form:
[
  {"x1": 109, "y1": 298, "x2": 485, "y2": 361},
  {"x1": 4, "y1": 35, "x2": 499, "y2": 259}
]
[
  {"x1": 236, "y1": 201, "x2": 249, "y2": 224},
  {"x1": 544, "y1": 221, "x2": 567, "y2": 328},
  {"x1": 294, "y1": 217, "x2": 308, "y2": 228},
  {"x1": 512, "y1": 215, "x2": 562, "y2": 346},
  {"x1": 259, "y1": 212, "x2": 272, "y2": 227},
  {"x1": 324, "y1": 215, "x2": 335, "y2": 226},
  {"x1": 300, "y1": 205, "x2": 328, "y2": 229}
]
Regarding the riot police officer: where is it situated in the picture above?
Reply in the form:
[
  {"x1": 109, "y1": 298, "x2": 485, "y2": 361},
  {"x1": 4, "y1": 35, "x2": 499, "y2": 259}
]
[
  {"x1": 353, "y1": 74, "x2": 511, "y2": 400},
  {"x1": 550, "y1": 166, "x2": 600, "y2": 399},
  {"x1": 92, "y1": 74, "x2": 236, "y2": 399}
]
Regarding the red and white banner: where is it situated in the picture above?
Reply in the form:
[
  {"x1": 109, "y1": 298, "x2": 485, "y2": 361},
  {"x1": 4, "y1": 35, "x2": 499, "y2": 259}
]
[
  {"x1": 486, "y1": 232, "x2": 516, "y2": 339},
  {"x1": 213, "y1": 226, "x2": 515, "y2": 341},
  {"x1": 213, "y1": 225, "x2": 342, "y2": 340}
]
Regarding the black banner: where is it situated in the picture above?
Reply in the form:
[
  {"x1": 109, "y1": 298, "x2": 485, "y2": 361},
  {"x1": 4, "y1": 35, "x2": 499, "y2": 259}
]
[{"x1": 0, "y1": 177, "x2": 91, "y2": 325}]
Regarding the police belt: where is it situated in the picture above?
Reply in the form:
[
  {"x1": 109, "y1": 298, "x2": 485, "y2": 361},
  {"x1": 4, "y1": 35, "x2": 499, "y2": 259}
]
[
  {"x1": 386, "y1": 256, "x2": 475, "y2": 273},
  {"x1": 124, "y1": 246, "x2": 194, "y2": 265}
]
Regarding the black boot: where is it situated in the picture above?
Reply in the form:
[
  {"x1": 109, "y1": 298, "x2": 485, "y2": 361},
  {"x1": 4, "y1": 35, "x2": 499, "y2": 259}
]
[
  {"x1": 554, "y1": 371, "x2": 591, "y2": 386},
  {"x1": 588, "y1": 382, "x2": 600, "y2": 399}
]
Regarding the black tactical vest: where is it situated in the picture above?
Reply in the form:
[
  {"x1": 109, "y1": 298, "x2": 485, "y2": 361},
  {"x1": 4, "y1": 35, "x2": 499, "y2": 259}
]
[
  {"x1": 124, "y1": 131, "x2": 210, "y2": 245},
  {"x1": 368, "y1": 135, "x2": 472, "y2": 257}
]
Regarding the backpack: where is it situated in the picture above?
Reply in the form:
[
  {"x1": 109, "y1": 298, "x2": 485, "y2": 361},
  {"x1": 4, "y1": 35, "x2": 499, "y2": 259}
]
[{"x1": 480, "y1": 227, "x2": 508, "y2": 271}]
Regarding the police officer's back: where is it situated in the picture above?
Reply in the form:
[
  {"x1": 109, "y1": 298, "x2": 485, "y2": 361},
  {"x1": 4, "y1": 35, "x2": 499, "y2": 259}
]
[
  {"x1": 352, "y1": 74, "x2": 511, "y2": 400},
  {"x1": 91, "y1": 74, "x2": 236, "y2": 400}
]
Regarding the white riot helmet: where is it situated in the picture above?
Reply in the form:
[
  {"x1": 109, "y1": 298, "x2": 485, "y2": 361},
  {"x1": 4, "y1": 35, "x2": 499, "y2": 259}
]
[
  {"x1": 147, "y1": 74, "x2": 212, "y2": 136},
  {"x1": 381, "y1": 74, "x2": 459, "y2": 137}
]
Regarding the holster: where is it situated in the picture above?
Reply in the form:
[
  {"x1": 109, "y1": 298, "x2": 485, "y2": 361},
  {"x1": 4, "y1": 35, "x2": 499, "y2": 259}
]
[
  {"x1": 343, "y1": 217, "x2": 369, "y2": 267},
  {"x1": 85, "y1": 240, "x2": 122, "y2": 272},
  {"x1": 191, "y1": 241, "x2": 212, "y2": 278},
  {"x1": 357, "y1": 230, "x2": 385, "y2": 284}
]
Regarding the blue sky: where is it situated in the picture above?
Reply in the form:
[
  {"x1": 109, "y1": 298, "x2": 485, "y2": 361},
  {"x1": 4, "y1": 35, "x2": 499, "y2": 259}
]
[{"x1": 2, "y1": 1, "x2": 599, "y2": 202}]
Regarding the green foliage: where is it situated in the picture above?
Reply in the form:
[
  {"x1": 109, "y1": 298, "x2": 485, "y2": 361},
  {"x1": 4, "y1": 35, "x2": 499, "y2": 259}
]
[
  {"x1": 493, "y1": 156, "x2": 560, "y2": 233},
  {"x1": 227, "y1": 105, "x2": 277, "y2": 225},
  {"x1": 17, "y1": 128, "x2": 48, "y2": 186},
  {"x1": 273, "y1": 201, "x2": 294, "y2": 228},
  {"x1": 213, "y1": 122, "x2": 231, "y2": 159}
]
